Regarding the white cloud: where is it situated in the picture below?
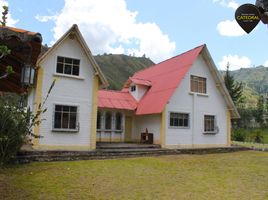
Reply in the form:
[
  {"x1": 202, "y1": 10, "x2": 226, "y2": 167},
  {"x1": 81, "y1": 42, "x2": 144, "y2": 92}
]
[
  {"x1": 218, "y1": 55, "x2": 252, "y2": 70},
  {"x1": 264, "y1": 60, "x2": 268, "y2": 67},
  {"x1": 36, "y1": 0, "x2": 175, "y2": 63},
  {"x1": 35, "y1": 14, "x2": 57, "y2": 22},
  {"x1": 0, "y1": 0, "x2": 19, "y2": 26},
  {"x1": 217, "y1": 19, "x2": 246, "y2": 36},
  {"x1": 213, "y1": 0, "x2": 239, "y2": 10}
]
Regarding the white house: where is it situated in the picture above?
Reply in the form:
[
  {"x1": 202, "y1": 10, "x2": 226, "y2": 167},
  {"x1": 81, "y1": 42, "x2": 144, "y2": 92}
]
[
  {"x1": 30, "y1": 24, "x2": 239, "y2": 150},
  {"x1": 28, "y1": 24, "x2": 108, "y2": 150},
  {"x1": 97, "y1": 44, "x2": 240, "y2": 148}
]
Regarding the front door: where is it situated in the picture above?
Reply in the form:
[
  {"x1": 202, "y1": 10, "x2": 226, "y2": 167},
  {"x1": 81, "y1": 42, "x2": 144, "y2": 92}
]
[{"x1": 125, "y1": 116, "x2": 132, "y2": 142}]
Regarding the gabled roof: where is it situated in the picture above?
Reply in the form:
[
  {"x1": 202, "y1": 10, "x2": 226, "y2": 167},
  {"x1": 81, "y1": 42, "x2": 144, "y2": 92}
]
[
  {"x1": 98, "y1": 44, "x2": 239, "y2": 119},
  {"x1": 37, "y1": 24, "x2": 108, "y2": 87},
  {"x1": 98, "y1": 90, "x2": 137, "y2": 110},
  {"x1": 134, "y1": 45, "x2": 204, "y2": 115}
]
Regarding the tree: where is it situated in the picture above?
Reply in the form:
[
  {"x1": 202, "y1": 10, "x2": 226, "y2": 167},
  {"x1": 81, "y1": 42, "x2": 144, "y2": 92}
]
[
  {"x1": 224, "y1": 63, "x2": 244, "y2": 106},
  {"x1": 0, "y1": 6, "x2": 13, "y2": 79}
]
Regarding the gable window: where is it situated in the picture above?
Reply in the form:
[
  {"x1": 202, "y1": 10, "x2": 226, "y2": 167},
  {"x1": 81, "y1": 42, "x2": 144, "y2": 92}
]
[
  {"x1": 105, "y1": 111, "x2": 112, "y2": 130},
  {"x1": 204, "y1": 115, "x2": 215, "y2": 132},
  {"x1": 169, "y1": 112, "x2": 189, "y2": 128},
  {"x1": 115, "y1": 112, "x2": 122, "y2": 130},
  {"x1": 54, "y1": 105, "x2": 78, "y2": 131},
  {"x1": 56, "y1": 56, "x2": 80, "y2": 76},
  {"x1": 190, "y1": 75, "x2": 206, "y2": 94},
  {"x1": 130, "y1": 85, "x2": 136, "y2": 92}
]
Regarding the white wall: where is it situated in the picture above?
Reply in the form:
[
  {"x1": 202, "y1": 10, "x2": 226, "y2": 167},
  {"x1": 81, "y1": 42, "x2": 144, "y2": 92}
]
[
  {"x1": 37, "y1": 37, "x2": 95, "y2": 146},
  {"x1": 165, "y1": 55, "x2": 228, "y2": 147},
  {"x1": 133, "y1": 114, "x2": 161, "y2": 144}
]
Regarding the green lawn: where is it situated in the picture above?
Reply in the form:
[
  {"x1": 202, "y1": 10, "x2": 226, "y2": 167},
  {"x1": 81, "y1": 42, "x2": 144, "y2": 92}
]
[{"x1": 1, "y1": 151, "x2": 268, "y2": 200}]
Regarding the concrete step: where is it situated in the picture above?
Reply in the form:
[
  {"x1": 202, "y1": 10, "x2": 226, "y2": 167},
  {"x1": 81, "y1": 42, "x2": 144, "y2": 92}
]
[
  {"x1": 96, "y1": 142, "x2": 161, "y2": 149},
  {"x1": 16, "y1": 146, "x2": 250, "y2": 164}
]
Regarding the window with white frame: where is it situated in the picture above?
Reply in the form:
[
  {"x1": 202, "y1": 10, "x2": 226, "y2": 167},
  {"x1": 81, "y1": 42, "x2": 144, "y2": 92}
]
[
  {"x1": 97, "y1": 111, "x2": 102, "y2": 130},
  {"x1": 190, "y1": 75, "x2": 206, "y2": 94},
  {"x1": 105, "y1": 111, "x2": 112, "y2": 130},
  {"x1": 53, "y1": 105, "x2": 78, "y2": 131},
  {"x1": 56, "y1": 56, "x2": 80, "y2": 76},
  {"x1": 115, "y1": 112, "x2": 122, "y2": 130},
  {"x1": 204, "y1": 115, "x2": 215, "y2": 132},
  {"x1": 169, "y1": 112, "x2": 189, "y2": 128},
  {"x1": 130, "y1": 85, "x2": 136, "y2": 92}
]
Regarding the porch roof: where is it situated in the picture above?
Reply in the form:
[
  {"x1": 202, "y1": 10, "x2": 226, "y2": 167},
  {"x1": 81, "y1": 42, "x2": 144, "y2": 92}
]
[{"x1": 98, "y1": 90, "x2": 137, "y2": 110}]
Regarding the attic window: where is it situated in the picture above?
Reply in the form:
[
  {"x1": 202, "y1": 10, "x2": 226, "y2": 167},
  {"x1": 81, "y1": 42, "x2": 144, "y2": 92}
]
[
  {"x1": 56, "y1": 56, "x2": 80, "y2": 76},
  {"x1": 190, "y1": 75, "x2": 206, "y2": 94},
  {"x1": 130, "y1": 85, "x2": 136, "y2": 92}
]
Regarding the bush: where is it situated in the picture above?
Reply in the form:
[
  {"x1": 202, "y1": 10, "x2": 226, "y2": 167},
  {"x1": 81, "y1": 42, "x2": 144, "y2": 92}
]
[
  {"x1": 251, "y1": 130, "x2": 264, "y2": 143},
  {"x1": 232, "y1": 129, "x2": 246, "y2": 142}
]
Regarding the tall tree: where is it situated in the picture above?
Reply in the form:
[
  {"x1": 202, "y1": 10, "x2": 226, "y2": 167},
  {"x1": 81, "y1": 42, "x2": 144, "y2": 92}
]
[{"x1": 224, "y1": 63, "x2": 244, "y2": 106}]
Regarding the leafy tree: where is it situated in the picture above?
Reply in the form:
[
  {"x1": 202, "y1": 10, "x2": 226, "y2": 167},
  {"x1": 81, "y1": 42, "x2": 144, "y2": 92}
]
[
  {"x1": 224, "y1": 63, "x2": 244, "y2": 106},
  {"x1": 0, "y1": 6, "x2": 14, "y2": 79}
]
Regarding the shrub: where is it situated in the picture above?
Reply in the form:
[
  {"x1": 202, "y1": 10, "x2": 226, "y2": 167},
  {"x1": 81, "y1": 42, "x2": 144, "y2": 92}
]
[
  {"x1": 232, "y1": 129, "x2": 246, "y2": 142},
  {"x1": 251, "y1": 130, "x2": 264, "y2": 143}
]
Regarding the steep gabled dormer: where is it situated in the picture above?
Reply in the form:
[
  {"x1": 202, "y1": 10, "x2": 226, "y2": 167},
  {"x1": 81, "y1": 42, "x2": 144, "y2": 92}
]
[{"x1": 124, "y1": 77, "x2": 151, "y2": 102}]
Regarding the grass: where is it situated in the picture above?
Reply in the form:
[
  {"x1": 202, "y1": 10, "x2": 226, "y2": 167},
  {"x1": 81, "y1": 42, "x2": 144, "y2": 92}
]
[{"x1": 1, "y1": 151, "x2": 268, "y2": 200}]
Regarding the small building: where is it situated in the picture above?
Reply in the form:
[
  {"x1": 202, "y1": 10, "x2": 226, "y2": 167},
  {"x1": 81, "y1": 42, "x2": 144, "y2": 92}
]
[{"x1": 97, "y1": 45, "x2": 239, "y2": 148}]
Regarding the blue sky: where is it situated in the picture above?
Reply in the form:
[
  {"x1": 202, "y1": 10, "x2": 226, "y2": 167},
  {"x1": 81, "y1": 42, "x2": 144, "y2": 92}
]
[{"x1": 2, "y1": 0, "x2": 268, "y2": 70}]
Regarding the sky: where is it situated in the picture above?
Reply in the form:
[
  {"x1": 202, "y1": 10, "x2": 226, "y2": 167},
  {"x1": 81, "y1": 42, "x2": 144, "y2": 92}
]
[{"x1": 1, "y1": 0, "x2": 268, "y2": 71}]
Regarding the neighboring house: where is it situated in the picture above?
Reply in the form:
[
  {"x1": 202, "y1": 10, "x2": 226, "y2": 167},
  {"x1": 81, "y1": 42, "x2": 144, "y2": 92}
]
[
  {"x1": 97, "y1": 44, "x2": 239, "y2": 148},
  {"x1": 28, "y1": 24, "x2": 108, "y2": 150}
]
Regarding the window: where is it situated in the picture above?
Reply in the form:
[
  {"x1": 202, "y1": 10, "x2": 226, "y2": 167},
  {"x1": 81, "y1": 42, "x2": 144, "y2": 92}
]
[
  {"x1": 105, "y1": 112, "x2": 112, "y2": 130},
  {"x1": 56, "y1": 56, "x2": 80, "y2": 76},
  {"x1": 204, "y1": 115, "x2": 215, "y2": 132},
  {"x1": 190, "y1": 75, "x2": 206, "y2": 94},
  {"x1": 169, "y1": 112, "x2": 189, "y2": 128},
  {"x1": 115, "y1": 112, "x2": 122, "y2": 130},
  {"x1": 54, "y1": 105, "x2": 78, "y2": 131},
  {"x1": 130, "y1": 85, "x2": 136, "y2": 92},
  {"x1": 97, "y1": 111, "x2": 102, "y2": 130}
]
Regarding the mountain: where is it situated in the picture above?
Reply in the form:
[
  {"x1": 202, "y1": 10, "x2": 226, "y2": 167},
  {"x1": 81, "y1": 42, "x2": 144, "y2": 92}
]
[
  {"x1": 94, "y1": 54, "x2": 154, "y2": 90},
  {"x1": 223, "y1": 66, "x2": 268, "y2": 107}
]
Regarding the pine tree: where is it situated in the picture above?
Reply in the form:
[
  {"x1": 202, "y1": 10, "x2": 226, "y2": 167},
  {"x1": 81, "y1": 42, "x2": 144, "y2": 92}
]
[{"x1": 224, "y1": 63, "x2": 244, "y2": 106}]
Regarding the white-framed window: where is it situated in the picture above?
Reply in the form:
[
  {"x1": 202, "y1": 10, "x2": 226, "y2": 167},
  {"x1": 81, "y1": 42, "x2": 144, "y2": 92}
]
[
  {"x1": 53, "y1": 105, "x2": 78, "y2": 132},
  {"x1": 190, "y1": 75, "x2": 206, "y2": 94},
  {"x1": 130, "y1": 85, "x2": 136, "y2": 92},
  {"x1": 105, "y1": 111, "x2": 112, "y2": 130},
  {"x1": 204, "y1": 115, "x2": 216, "y2": 133},
  {"x1": 97, "y1": 111, "x2": 102, "y2": 130},
  {"x1": 115, "y1": 112, "x2": 122, "y2": 130},
  {"x1": 169, "y1": 112, "x2": 189, "y2": 128},
  {"x1": 56, "y1": 56, "x2": 80, "y2": 76}
]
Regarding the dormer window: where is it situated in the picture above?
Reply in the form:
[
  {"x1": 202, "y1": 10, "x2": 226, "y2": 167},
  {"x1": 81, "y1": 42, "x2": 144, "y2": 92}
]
[
  {"x1": 130, "y1": 85, "x2": 136, "y2": 92},
  {"x1": 56, "y1": 56, "x2": 80, "y2": 76}
]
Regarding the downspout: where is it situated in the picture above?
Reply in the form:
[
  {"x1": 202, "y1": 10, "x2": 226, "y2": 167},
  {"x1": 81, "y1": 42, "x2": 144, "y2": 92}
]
[{"x1": 192, "y1": 93, "x2": 195, "y2": 148}]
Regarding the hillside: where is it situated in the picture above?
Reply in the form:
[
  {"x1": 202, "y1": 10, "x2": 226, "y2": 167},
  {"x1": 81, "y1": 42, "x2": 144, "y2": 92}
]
[
  {"x1": 94, "y1": 54, "x2": 154, "y2": 90},
  {"x1": 223, "y1": 66, "x2": 268, "y2": 107}
]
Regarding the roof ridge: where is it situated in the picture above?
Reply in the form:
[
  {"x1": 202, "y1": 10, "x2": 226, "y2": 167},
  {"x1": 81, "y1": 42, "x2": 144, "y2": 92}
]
[{"x1": 134, "y1": 44, "x2": 205, "y2": 76}]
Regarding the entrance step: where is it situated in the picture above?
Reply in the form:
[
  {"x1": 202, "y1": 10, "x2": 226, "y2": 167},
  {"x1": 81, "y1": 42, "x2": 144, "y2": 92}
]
[{"x1": 96, "y1": 142, "x2": 161, "y2": 149}]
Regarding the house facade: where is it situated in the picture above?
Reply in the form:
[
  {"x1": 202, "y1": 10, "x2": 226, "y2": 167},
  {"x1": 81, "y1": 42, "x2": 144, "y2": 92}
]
[
  {"x1": 97, "y1": 45, "x2": 239, "y2": 148},
  {"x1": 28, "y1": 24, "x2": 107, "y2": 150},
  {"x1": 30, "y1": 24, "x2": 239, "y2": 150}
]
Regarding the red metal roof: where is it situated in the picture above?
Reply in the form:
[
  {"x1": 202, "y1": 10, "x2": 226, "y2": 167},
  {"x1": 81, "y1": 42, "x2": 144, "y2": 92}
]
[
  {"x1": 98, "y1": 90, "x2": 137, "y2": 110},
  {"x1": 134, "y1": 44, "x2": 205, "y2": 115}
]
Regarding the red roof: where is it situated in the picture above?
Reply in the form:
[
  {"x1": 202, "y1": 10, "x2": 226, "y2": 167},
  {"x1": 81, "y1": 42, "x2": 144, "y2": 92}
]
[
  {"x1": 98, "y1": 45, "x2": 204, "y2": 114},
  {"x1": 98, "y1": 90, "x2": 137, "y2": 110},
  {"x1": 134, "y1": 44, "x2": 204, "y2": 115}
]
